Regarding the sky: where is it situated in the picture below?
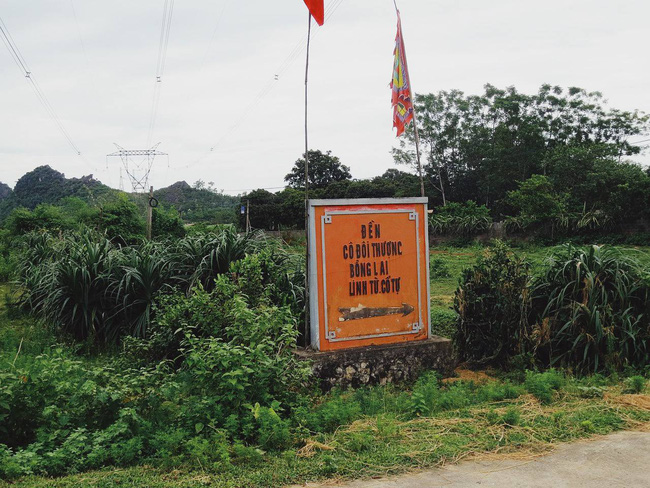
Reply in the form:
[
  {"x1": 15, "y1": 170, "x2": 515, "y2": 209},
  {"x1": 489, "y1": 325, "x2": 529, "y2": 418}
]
[{"x1": 1, "y1": 0, "x2": 649, "y2": 195}]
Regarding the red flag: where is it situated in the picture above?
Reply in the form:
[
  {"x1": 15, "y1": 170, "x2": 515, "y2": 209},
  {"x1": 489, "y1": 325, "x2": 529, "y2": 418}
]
[
  {"x1": 303, "y1": 0, "x2": 324, "y2": 26},
  {"x1": 390, "y1": 12, "x2": 413, "y2": 137}
]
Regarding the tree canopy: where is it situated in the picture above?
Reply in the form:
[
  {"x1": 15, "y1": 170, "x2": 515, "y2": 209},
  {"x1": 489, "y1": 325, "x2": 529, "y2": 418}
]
[
  {"x1": 393, "y1": 84, "x2": 649, "y2": 214},
  {"x1": 285, "y1": 150, "x2": 352, "y2": 189}
]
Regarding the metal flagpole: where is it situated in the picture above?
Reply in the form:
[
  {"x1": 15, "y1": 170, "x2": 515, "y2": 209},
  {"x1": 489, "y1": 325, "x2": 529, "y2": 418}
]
[
  {"x1": 392, "y1": 0, "x2": 425, "y2": 197},
  {"x1": 412, "y1": 106, "x2": 426, "y2": 198},
  {"x1": 304, "y1": 14, "x2": 312, "y2": 203},
  {"x1": 303, "y1": 13, "x2": 313, "y2": 347}
]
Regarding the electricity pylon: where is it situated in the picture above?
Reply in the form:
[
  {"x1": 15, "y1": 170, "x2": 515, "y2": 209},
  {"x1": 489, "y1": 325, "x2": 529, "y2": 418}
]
[{"x1": 106, "y1": 143, "x2": 168, "y2": 193}]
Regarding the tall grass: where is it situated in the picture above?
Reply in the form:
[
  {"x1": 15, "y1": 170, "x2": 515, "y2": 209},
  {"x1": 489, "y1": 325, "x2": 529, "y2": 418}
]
[
  {"x1": 174, "y1": 227, "x2": 263, "y2": 291},
  {"x1": 19, "y1": 232, "x2": 115, "y2": 342},
  {"x1": 532, "y1": 245, "x2": 650, "y2": 373},
  {"x1": 16, "y1": 227, "x2": 297, "y2": 344}
]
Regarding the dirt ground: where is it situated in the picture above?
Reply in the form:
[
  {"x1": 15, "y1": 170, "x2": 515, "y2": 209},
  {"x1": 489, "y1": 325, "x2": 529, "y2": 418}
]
[{"x1": 298, "y1": 430, "x2": 650, "y2": 488}]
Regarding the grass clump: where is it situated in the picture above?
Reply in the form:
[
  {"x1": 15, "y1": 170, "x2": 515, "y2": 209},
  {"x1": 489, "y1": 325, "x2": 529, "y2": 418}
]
[
  {"x1": 524, "y1": 370, "x2": 565, "y2": 404},
  {"x1": 623, "y1": 376, "x2": 647, "y2": 394}
]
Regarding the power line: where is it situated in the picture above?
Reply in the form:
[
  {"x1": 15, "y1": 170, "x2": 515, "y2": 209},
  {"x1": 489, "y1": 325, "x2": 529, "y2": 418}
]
[
  {"x1": 628, "y1": 138, "x2": 650, "y2": 145},
  {"x1": 0, "y1": 16, "x2": 84, "y2": 158},
  {"x1": 197, "y1": 0, "x2": 232, "y2": 73},
  {"x1": 147, "y1": 0, "x2": 175, "y2": 147},
  {"x1": 178, "y1": 0, "x2": 346, "y2": 171},
  {"x1": 224, "y1": 185, "x2": 286, "y2": 193},
  {"x1": 69, "y1": 0, "x2": 94, "y2": 89}
]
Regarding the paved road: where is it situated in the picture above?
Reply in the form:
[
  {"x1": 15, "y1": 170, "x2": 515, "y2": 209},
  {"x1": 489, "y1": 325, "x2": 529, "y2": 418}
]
[{"x1": 301, "y1": 431, "x2": 650, "y2": 488}]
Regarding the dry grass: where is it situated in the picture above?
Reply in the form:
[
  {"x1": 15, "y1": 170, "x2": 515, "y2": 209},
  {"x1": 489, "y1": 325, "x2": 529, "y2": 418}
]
[
  {"x1": 297, "y1": 440, "x2": 336, "y2": 458},
  {"x1": 442, "y1": 368, "x2": 493, "y2": 384},
  {"x1": 607, "y1": 393, "x2": 650, "y2": 411}
]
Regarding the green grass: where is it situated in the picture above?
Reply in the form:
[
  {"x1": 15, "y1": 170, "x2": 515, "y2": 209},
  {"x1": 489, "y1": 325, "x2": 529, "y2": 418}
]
[
  {"x1": 5, "y1": 242, "x2": 650, "y2": 486},
  {"x1": 7, "y1": 378, "x2": 650, "y2": 487}
]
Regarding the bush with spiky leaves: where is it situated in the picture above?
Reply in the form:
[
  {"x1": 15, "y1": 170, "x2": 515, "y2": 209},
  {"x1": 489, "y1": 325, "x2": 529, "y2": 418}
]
[
  {"x1": 16, "y1": 226, "x2": 305, "y2": 345},
  {"x1": 531, "y1": 244, "x2": 650, "y2": 373}
]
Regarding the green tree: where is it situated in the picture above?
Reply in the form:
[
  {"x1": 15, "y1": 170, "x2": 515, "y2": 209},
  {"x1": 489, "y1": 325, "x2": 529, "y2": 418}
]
[
  {"x1": 97, "y1": 195, "x2": 145, "y2": 244},
  {"x1": 285, "y1": 150, "x2": 351, "y2": 190},
  {"x1": 152, "y1": 206, "x2": 186, "y2": 238},
  {"x1": 5, "y1": 204, "x2": 68, "y2": 235},
  {"x1": 507, "y1": 175, "x2": 569, "y2": 235},
  {"x1": 241, "y1": 190, "x2": 280, "y2": 230},
  {"x1": 276, "y1": 188, "x2": 305, "y2": 229},
  {"x1": 394, "y1": 85, "x2": 650, "y2": 213}
]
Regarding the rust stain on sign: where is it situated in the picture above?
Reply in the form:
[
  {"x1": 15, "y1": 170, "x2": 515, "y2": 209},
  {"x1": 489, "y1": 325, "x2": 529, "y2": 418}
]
[{"x1": 338, "y1": 303, "x2": 415, "y2": 321}]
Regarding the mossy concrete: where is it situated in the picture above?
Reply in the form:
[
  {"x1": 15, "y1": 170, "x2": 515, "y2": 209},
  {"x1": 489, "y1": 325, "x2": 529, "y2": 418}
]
[{"x1": 295, "y1": 336, "x2": 455, "y2": 390}]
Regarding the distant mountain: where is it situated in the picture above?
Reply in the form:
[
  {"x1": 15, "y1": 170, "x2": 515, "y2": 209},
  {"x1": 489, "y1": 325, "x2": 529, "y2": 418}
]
[
  {"x1": 13, "y1": 165, "x2": 115, "y2": 210},
  {"x1": 0, "y1": 182, "x2": 11, "y2": 200},
  {"x1": 0, "y1": 165, "x2": 119, "y2": 223},
  {"x1": 0, "y1": 166, "x2": 241, "y2": 226},
  {"x1": 155, "y1": 181, "x2": 239, "y2": 223}
]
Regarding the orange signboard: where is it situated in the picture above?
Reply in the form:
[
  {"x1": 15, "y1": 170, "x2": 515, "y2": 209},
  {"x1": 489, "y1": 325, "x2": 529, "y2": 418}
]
[{"x1": 308, "y1": 198, "x2": 430, "y2": 351}]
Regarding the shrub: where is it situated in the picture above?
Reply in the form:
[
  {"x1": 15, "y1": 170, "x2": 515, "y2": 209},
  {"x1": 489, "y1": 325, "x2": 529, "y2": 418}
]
[
  {"x1": 113, "y1": 241, "x2": 177, "y2": 338},
  {"x1": 152, "y1": 206, "x2": 186, "y2": 239},
  {"x1": 15, "y1": 226, "x2": 302, "y2": 345},
  {"x1": 5, "y1": 204, "x2": 69, "y2": 235},
  {"x1": 184, "y1": 432, "x2": 230, "y2": 470},
  {"x1": 409, "y1": 372, "x2": 441, "y2": 417},
  {"x1": 253, "y1": 403, "x2": 292, "y2": 451},
  {"x1": 96, "y1": 195, "x2": 146, "y2": 245},
  {"x1": 531, "y1": 245, "x2": 650, "y2": 373},
  {"x1": 454, "y1": 241, "x2": 531, "y2": 366},
  {"x1": 623, "y1": 376, "x2": 646, "y2": 394},
  {"x1": 18, "y1": 231, "x2": 116, "y2": 342},
  {"x1": 430, "y1": 308, "x2": 457, "y2": 338},
  {"x1": 429, "y1": 257, "x2": 451, "y2": 278},
  {"x1": 429, "y1": 201, "x2": 492, "y2": 237},
  {"x1": 184, "y1": 227, "x2": 263, "y2": 291}
]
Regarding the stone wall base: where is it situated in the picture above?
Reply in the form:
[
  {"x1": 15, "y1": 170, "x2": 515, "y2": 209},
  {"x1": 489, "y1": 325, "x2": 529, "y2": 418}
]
[{"x1": 295, "y1": 336, "x2": 456, "y2": 390}]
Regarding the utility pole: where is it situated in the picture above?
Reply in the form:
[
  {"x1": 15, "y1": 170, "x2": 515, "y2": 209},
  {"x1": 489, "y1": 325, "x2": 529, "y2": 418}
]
[
  {"x1": 245, "y1": 199, "x2": 251, "y2": 233},
  {"x1": 146, "y1": 186, "x2": 154, "y2": 240}
]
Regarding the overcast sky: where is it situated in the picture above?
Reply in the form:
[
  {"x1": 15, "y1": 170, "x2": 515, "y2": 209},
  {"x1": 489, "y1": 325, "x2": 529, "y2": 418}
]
[{"x1": 1, "y1": 0, "x2": 649, "y2": 195}]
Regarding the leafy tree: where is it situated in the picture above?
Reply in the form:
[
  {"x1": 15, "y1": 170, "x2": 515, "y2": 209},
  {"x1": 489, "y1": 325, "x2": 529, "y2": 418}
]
[
  {"x1": 394, "y1": 85, "x2": 650, "y2": 212},
  {"x1": 152, "y1": 206, "x2": 186, "y2": 238},
  {"x1": 285, "y1": 150, "x2": 351, "y2": 190},
  {"x1": 97, "y1": 195, "x2": 145, "y2": 245},
  {"x1": 276, "y1": 188, "x2": 305, "y2": 229},
  {"x1": 5, "y1": 204, "x2": 70, "y2": 235},
  {"x1": 58, "y1": 197, "x2": 98, "y2": 225},
  {"x1": 506, "y1": 175, "x2": 569, "y2": 235},
  {"x1": 241, "y1": 189, "x2": 280, "y2": 230}
]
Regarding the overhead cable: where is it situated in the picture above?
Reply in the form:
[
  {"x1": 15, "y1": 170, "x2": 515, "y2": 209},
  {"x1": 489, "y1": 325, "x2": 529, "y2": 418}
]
[
  {"x1": 147, "y1": 0, "x2": 175, "y2": 146},
  {"x1": 0, "y1": 16, "x2": 83, "y2": 157},
  {"x1": 180, "y1": 0, "x2": 346, "y2": 170}
]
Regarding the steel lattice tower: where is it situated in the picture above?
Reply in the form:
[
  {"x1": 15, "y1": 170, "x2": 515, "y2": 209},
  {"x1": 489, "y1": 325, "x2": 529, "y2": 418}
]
[{"x1": 106, "y1": 143, "x2": 168, "y2": 193}]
